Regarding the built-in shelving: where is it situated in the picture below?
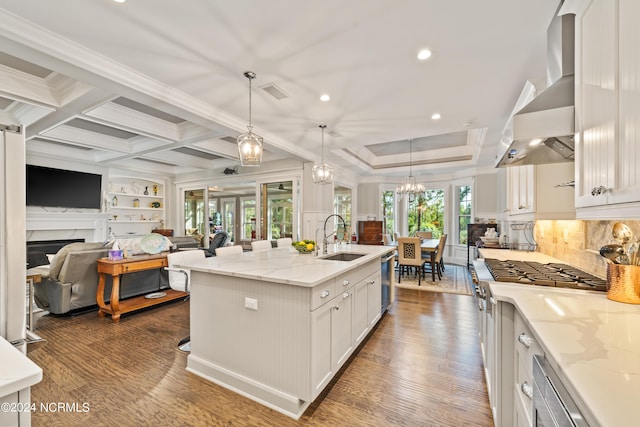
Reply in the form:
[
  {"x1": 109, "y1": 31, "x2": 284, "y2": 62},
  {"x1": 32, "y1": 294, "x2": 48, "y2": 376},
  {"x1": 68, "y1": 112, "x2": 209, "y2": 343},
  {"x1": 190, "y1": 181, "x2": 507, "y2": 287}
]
[{"x1": 107, "y1": 177, "x2": 165, "y2": 236}]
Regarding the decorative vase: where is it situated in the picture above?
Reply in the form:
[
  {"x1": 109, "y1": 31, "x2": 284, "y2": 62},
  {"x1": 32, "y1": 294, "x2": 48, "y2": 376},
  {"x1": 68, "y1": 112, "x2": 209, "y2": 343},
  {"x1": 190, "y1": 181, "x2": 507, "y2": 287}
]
[
  {"x1": 153, "y1": 184, "x2": 158, "y2": 196},
  {"x1": 144, "y1": 186, "x2": 149, "y2": 195}
]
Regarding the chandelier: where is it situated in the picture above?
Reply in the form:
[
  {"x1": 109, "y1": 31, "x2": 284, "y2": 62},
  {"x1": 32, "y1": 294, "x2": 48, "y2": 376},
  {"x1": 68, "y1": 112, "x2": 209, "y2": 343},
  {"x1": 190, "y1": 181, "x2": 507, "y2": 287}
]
[
  {"x1": 396, "y1": 138, "x2": 424, "y2": 201},
  {"x1": 237, "y1": 71, "x2": 263, "y2": 166},
  {"x1": 312, "y1": 124, "x2": 334, "y2": 184}
]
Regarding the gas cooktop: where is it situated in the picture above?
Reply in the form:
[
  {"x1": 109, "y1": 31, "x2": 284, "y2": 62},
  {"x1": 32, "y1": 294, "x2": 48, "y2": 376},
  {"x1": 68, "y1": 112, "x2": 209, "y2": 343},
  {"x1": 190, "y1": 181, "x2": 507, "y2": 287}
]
[{"x1": 484, "y1": 258, "x2": 607, "y2": 292}]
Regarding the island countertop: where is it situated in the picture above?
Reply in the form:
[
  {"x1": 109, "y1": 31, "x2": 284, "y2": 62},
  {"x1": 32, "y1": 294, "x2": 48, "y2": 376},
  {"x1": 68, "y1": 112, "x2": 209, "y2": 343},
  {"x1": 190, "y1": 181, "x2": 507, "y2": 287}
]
[
  {"x1": 0, "y1": 337, "x2": 42, "y2": 398},
  {"x1": 180, "y1": 244, "x2": 395, "y2": 287},
  {"x1": 490, "y1": 282, "x2": 640, "y2": 427}
]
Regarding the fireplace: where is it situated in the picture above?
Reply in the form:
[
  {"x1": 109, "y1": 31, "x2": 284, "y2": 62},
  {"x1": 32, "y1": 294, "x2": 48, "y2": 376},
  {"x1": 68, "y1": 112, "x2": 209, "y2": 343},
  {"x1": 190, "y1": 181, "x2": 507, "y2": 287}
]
[
  {"x1": 26, "y1": 238, "x2": 85, "y2": 268},
  {"x1": 26, "y1": 211, "x2": 108, "y2": 244}
]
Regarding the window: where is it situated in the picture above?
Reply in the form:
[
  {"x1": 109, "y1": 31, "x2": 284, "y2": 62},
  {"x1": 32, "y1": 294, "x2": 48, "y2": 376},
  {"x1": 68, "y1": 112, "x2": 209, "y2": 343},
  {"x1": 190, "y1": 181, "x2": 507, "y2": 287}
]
[
  {"x1": 240, "y1": 197, "x2": 256, "y2": 240},
  {"x1": 381, "y1": 190, "x2": 395, "y2": 235},
  {"x1": 334, "y1": 186, "x2": 352, "y2": 234},
  {"x1": 458, "y1": 185, "x2": 472, "y2": 245},
  {"x1": 408, "y1": 189, "x2": 444, "y2": 237}
]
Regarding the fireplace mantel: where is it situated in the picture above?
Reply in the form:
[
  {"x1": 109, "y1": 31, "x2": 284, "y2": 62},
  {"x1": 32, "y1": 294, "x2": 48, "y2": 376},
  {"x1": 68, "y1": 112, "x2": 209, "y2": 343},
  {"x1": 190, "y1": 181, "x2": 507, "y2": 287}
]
[{"x1": 26, "y1": 212, "x2": 108, "y2": 243}]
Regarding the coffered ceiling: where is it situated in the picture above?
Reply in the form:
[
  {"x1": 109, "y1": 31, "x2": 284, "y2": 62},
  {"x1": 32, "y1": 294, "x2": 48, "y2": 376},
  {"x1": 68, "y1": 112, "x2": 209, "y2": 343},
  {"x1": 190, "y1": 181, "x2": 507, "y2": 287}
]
[{"x1": 0, "y1": 0, "x2": 561, "y2": 181}]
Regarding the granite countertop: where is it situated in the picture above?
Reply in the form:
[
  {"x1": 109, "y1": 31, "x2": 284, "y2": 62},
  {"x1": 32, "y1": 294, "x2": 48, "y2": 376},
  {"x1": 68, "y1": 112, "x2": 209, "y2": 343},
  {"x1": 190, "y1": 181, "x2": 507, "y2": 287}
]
[
  {"x1": 0, "y1": 338, "x2": 42, "y2": 398},
  {"x1": 180, "y1": 244, "x2": 395, "y2": 287},
  {"x1": 490, "y1": 282, "x2": 640, "y2": 427}
]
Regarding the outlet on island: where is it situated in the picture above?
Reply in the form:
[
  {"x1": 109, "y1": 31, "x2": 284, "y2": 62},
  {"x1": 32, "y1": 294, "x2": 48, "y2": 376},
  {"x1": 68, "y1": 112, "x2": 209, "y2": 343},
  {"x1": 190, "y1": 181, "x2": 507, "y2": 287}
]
[{"x1": 244, "y1": 297, "x2": 258, "y2": 311}]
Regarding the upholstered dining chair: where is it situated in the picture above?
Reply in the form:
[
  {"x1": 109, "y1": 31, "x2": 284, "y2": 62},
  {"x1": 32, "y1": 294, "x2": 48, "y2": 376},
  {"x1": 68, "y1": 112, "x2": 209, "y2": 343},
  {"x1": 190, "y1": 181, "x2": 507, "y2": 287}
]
[
  {"x1": 382, "y1": 233, "x2": 392, "y2": 245},
  {"x1": 423, "y1": 234, "x2": 447, "y2": 280},
  {"x1": 215, "y1": 245, "x2": 243, "y2": 256},
  {"x1": 397, "y1": 237, "x2": 425, "y2": 286},
  {"x1": 165, "y1": 249, "x2": 205, "y2": 352},
  {"x1": 276, "y1": 237, "x2": 293, "y2": 248},
  {"x1": 415, "y1": 231, "x2": 433, "y2": 239},
  {"x1": 251, "y1": 240, "x2": 273, "y2": 251}
]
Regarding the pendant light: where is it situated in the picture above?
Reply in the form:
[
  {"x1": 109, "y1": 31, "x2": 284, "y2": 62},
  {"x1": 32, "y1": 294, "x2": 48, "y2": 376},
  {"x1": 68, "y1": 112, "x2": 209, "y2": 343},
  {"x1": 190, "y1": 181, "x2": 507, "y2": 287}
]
[
  {"x1": 237, "y1": 71, "x2": 263, "y2": 166},
  {"x1": 396, "y1": 138, "x2": 425, "y2": 202},
  {"x1": 312, "y1": 124, "x2": 334, "y2": 184}
]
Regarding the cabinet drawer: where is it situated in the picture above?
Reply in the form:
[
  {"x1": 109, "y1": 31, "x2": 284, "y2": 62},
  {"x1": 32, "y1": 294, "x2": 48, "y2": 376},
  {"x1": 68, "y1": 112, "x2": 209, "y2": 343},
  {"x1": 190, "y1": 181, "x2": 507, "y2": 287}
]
[
  {"x1": 514, "y1": 310, "x2": 542, "y2": 374},
  {"x1": 310, "y1": 281, "x2": 336, "y2": 311},
  {"x1": 335, "y1": 261, "x2": 378, "y2": 291},
  {"x1": 515, "y1": 352, "x2": 534, "y2": 422}
]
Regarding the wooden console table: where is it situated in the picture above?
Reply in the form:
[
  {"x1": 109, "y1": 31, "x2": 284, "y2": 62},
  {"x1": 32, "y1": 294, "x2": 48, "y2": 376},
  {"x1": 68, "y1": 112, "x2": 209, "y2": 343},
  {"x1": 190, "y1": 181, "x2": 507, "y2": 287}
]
[{"x1": 96, "y1": 253, "x2": 186, "y2": 323}]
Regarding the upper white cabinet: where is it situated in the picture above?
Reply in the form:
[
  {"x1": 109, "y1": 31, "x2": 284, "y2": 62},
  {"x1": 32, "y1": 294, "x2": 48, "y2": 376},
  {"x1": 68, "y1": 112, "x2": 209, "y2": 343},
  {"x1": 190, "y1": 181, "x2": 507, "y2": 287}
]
[
  {"x1": 507, "y1": 163, "x2": 575, "y2": 220},
  {"x1": 575, "y1": 0, "x2": 640, "y2": 218},
  {"x1": 107, "y1": 176, "x2": 165, "y2": 236}
]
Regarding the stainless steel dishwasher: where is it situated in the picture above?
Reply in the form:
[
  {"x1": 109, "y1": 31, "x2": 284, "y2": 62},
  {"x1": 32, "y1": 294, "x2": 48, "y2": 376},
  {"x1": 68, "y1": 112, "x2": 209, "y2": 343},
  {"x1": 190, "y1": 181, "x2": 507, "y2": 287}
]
[{"x1": 380, "y1": 253, "x2": 393, "y2": 313}]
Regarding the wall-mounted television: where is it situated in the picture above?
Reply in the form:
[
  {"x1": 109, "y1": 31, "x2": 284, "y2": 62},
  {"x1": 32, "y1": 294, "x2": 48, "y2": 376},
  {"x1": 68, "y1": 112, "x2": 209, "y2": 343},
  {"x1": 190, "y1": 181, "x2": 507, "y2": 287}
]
[{"x1": 26, "y1": 165, "x2": 102, "y2": 209}]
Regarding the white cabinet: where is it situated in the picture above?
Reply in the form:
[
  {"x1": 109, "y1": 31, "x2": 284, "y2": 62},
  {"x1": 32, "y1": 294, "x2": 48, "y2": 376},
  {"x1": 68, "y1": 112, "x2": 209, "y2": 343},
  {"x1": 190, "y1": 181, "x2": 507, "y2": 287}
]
[
  {"x1": 488, "y1": 300, "x2": 543, "y2": 427},
  {"x1": 507, "y1": 163, "x2": 575, "y2": 220},
  {"x1": 107, "y1": 176, "x2": 165, "y2": 236},
  {"x1": 310, "y1": 261, "x2": 380, "y2": 400},
  {"x1": 575, "y1": 0, "x2": 640, "y2": 217},
  {"x1": 354, "y1": 271, "x2": 382, "y2": 344},
  {"x1": 310, "y1": 285, "x2": 354, "y2": 399}
]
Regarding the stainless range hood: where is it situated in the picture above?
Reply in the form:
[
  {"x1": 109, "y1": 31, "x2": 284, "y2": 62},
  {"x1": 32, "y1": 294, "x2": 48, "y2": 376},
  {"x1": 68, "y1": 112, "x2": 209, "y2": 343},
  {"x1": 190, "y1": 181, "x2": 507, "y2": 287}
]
[{"x1": 496, "y1": 3, "x2": 575, "y2": 167}]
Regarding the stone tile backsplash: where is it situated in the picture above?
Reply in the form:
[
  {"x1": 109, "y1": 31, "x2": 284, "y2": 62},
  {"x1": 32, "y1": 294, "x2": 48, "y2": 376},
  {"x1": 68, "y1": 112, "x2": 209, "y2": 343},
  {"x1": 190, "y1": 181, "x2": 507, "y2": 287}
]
[{"x1": 534, "y1": 220, "x2": 640, "y2": 278}]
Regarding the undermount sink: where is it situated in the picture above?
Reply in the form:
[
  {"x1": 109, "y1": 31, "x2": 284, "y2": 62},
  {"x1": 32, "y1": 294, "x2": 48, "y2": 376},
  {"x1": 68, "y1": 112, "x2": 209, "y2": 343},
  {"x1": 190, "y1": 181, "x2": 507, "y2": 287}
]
[{"x1": 320, "y1": 253, "x2": 366, "y2": 261}]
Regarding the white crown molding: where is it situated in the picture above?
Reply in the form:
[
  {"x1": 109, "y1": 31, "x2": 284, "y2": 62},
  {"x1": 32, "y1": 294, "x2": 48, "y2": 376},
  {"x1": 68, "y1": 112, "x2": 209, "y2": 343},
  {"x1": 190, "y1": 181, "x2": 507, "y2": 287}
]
[{"x1": 0, "y1": 10, "x2": 318, "y2": 163}]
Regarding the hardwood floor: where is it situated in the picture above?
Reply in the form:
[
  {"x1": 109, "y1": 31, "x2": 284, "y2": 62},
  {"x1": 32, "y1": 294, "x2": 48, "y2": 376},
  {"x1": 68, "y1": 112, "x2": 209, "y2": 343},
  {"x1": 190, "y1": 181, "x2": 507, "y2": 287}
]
[{"x1": 28, "y1": 274, "x2": 494, "y2": 426}]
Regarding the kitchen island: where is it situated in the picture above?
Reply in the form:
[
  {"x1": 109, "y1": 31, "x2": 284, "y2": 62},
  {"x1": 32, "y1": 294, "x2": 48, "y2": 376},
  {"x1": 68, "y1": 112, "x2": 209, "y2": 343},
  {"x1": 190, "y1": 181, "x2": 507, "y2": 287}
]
[{"x1": 179, "y1": 244, "x2": 394, "y2": 419}]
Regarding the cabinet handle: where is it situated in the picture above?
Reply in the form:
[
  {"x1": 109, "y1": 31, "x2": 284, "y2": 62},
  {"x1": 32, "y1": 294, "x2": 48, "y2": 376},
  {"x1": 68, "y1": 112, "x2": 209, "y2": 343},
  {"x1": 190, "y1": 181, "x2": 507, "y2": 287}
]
[
  {"x1": 489, "y1": 297, "x2": 496, "y2": 305},
  {"x1": 518, "y1": 205, "x2": 526, "y2": 210},
  {"x1": 591, "y1": 186, "x2": 607, "y2": 196},
  {"x1": 368, "y1": 279, "x2": 375, "y2": 285},
  {"x1": 342, "y1": 279, "x2": 350, "y2": 287},
  {"x1": 521, "y1": 381, "x2": 533, "y2": 400},
  {"x1": 478, "y1": 302, "x2": 484, "y2": 311},
  {"x1": 518, "y1": 333, "x2": 534, "y2": 348},
  {"x1": 342, "y1": 292, "x2": 350, "y2": 299},
  {"x1": 320, "y1": 290, "x2": 330, "y2": 298},
  {"x1": 333, "y1": 305, "x2": 340, "y2": 311}
]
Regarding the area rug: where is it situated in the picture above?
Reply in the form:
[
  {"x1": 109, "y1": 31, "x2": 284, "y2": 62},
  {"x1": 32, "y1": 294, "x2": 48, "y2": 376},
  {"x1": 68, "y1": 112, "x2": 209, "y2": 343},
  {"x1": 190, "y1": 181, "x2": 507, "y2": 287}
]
[{"x1": 394, "y1": 264, "x2": 473, "y2": 296}]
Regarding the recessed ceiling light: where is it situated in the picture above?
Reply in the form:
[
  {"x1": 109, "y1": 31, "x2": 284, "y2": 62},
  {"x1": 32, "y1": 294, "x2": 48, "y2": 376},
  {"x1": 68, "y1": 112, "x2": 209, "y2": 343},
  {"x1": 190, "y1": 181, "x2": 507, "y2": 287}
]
[
  {"x1": 431, "y1": 113, "x2": 441, "y2": 120},
  {"x1": 417, "y1": 49, "x2": 432, "y2": 60},
  {"x1": 320, "y1": 94, "x2": 331, "y2": 102},
  {"x1": 113, "y1": 0, "x2": 126, "y2": 3}
]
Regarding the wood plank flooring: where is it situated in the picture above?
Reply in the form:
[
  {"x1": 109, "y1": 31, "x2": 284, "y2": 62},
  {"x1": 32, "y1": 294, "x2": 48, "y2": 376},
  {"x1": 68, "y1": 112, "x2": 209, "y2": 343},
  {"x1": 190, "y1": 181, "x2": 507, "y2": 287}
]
[{"x1": 28, "y1": 272, "x2": 494, "y2": 426}]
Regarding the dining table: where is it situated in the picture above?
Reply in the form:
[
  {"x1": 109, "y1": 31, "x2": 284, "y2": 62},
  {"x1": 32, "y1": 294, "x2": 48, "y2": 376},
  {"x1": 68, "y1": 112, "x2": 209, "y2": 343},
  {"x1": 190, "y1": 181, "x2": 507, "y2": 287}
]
[{"x1": 389, "y1": 238, "x2": 441, "y2": 281}]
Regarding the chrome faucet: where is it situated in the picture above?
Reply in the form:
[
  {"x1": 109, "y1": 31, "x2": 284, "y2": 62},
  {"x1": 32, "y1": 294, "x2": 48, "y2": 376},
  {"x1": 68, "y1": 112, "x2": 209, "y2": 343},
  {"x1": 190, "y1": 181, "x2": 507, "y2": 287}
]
[{"x1": 322, "y1": 214, "x2": 346, "y2": 255}]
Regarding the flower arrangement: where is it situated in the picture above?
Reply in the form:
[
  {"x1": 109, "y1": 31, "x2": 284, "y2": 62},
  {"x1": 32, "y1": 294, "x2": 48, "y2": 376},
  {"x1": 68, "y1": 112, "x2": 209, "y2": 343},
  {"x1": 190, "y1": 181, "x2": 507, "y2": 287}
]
[{"x1": 292, "y1": 240, "x2": 316, "y2": 254}]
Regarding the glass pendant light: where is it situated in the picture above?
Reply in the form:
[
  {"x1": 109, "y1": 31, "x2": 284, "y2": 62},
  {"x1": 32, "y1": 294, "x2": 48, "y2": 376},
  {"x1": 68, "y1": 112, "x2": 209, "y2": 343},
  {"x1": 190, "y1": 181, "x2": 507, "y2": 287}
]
[
  {"x1": 396, "y1": 138, "x2": 425, "y2": 202},
  {"x1": 312, "y1": 124, "x2": 334, "y2": 184},
  {"x1": 237, "y1": 71, "x2": 263, "y2": 166}
]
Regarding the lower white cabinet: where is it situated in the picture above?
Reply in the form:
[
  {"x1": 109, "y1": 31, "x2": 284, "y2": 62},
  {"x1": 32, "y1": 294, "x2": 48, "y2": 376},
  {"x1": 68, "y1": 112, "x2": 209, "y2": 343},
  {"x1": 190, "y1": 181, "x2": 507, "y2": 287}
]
[
  {"x1": 310, "y1": 262, "x2": 380, "y2": 400},
  {"x1": 488, "y1": 300, "x2": 542, "y2": 427}
]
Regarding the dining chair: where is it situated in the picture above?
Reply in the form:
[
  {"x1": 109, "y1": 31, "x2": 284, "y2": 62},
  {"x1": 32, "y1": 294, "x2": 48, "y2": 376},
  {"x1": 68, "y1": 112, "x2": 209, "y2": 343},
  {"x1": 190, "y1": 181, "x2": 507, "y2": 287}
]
[
  {"x1": 415, "y1": 230, "x2": 433, "y2": 239},
  {"x1": 438, "y1": 233, "x2": 448, "y2": 272},
  {"x1": 382, "y1": 233, "x2": 392, "y2": 245},
  {"x1": 251, "y1": 240, "x2": 272, "y2": 251},
  {"x1": 165, "y1": 249, "x2": 206, "y2": 351},
  {"x1": 215, "y1": 245, "x2": 243, "y2": 256},
  {"x1": 276, "y1": 237, "x2": 293, "y2": 248},
  {"x1": 423, "y1": 234, "x2": 447, "y2": 280},
  {"x1": 397, "y1": 237, "x2": 425, "y2": 285}
]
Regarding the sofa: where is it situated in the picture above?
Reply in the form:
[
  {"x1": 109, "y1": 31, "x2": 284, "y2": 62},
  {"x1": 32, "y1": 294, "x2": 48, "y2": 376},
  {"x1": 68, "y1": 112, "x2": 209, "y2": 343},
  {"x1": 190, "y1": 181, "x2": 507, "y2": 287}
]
[{"x1": 29, "y1": 235, "x2": 200, "y2": 314}]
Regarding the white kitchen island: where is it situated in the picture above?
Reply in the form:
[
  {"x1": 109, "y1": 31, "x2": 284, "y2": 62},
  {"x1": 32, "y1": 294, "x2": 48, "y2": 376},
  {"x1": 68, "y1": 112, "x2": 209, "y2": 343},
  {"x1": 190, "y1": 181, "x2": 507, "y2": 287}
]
[{"x1": 179, "y1": 244, "x2": 394, "y2": 419}]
